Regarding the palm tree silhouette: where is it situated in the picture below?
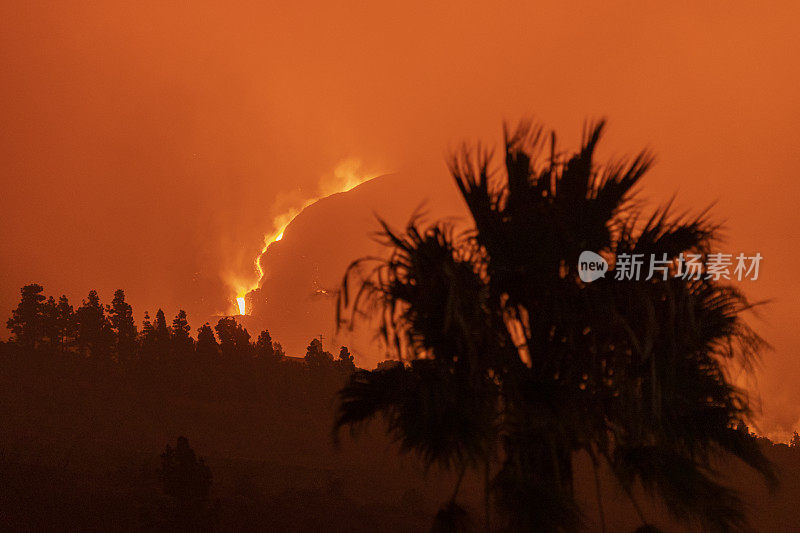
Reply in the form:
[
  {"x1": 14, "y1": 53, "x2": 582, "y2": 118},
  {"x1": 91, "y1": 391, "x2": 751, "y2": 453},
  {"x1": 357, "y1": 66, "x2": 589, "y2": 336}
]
[{"x1": 335, "y1": 120, "x2": 775, "y2": 532}]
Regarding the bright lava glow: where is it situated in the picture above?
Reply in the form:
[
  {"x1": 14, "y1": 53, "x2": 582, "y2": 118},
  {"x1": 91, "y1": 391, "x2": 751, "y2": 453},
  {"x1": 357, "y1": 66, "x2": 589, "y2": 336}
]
[{"x1": 225, "y1": 158, "x2": 381, "y2": 315}]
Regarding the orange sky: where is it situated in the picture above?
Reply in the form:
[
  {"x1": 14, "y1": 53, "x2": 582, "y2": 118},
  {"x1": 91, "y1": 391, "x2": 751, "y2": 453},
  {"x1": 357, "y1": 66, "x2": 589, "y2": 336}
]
[{"x1": 1, "y1": 1, "x2": 798, "y2": 436}]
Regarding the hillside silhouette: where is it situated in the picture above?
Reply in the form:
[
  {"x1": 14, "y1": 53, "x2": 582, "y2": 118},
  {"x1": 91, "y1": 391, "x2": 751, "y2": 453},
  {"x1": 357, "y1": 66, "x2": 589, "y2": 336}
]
[
  {"x1": 0, "y1": 283, "x2": 461, "y2": 531},
  {"x1": 1, "y1": 282, "x2": 800, "y2": 531},
  {"x1": 242, "y1": 172, "x2": 465, "y2": 366}
]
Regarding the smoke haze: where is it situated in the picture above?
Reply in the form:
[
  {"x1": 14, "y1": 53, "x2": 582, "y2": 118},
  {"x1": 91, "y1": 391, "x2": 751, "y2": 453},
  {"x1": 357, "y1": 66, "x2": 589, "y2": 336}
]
[{"x1": 1, "y1": 1, "x2": 799, "y2": 436}]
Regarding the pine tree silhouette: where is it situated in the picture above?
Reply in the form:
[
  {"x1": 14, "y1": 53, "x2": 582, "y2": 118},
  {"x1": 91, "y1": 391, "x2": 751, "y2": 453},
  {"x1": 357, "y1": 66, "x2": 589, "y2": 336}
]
[
  {"x1": 153, "y1": 309, "x2": 170, "y2": 360},
  {"x1": 255, "y1": 329, "x2": 280, "y2": 364},
  {"x1": 196, "y1": 323, "x2": 219, "y2": 360},
  {"x1": 6, "y1": 283, "x2": 46, "y2": 349},
  {"x1": 170, "y1": 310, "x2": 194, "y2": 362},
  {"x1": 108, "y1": 289, "x2": 137, "y2": 362},
  {"x1": 75, "y1": 290, "x2": 113, "y2": 358}
]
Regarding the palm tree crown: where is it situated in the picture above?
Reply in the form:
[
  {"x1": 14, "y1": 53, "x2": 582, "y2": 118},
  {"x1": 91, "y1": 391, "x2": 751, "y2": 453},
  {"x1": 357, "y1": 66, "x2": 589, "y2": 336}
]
[{"x1": 336, "y1": 120, "x2": 774, "y2": 532}]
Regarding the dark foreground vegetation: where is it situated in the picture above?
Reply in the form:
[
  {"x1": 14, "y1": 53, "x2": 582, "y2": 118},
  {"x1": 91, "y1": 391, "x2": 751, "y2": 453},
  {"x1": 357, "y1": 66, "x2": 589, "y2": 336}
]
[
  {"x1": 2, "y1": 120, "x2": 798, "y2": 532},
  {"x1": 332, "y1": 120, "x2": 791, "y2": 532},
  {"x1": 0, "y1": 284, "x2": 458, "y2": 531},
  {"x1": 1, "y1": 325, "x2": 800, "y2": 532}
]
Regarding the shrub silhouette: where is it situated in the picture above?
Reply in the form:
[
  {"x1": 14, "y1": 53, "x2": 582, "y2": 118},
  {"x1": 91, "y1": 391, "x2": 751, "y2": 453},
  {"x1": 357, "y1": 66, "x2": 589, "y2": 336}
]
[{"x1": 158, "y1": 436, "x2": 214, "y2": 531}]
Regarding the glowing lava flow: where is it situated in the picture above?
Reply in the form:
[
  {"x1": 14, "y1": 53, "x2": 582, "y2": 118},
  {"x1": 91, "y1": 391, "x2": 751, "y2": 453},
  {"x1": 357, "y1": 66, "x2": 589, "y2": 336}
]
[{"x1": 229, "y1": 159, "x2": 379, "y2": 316}]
